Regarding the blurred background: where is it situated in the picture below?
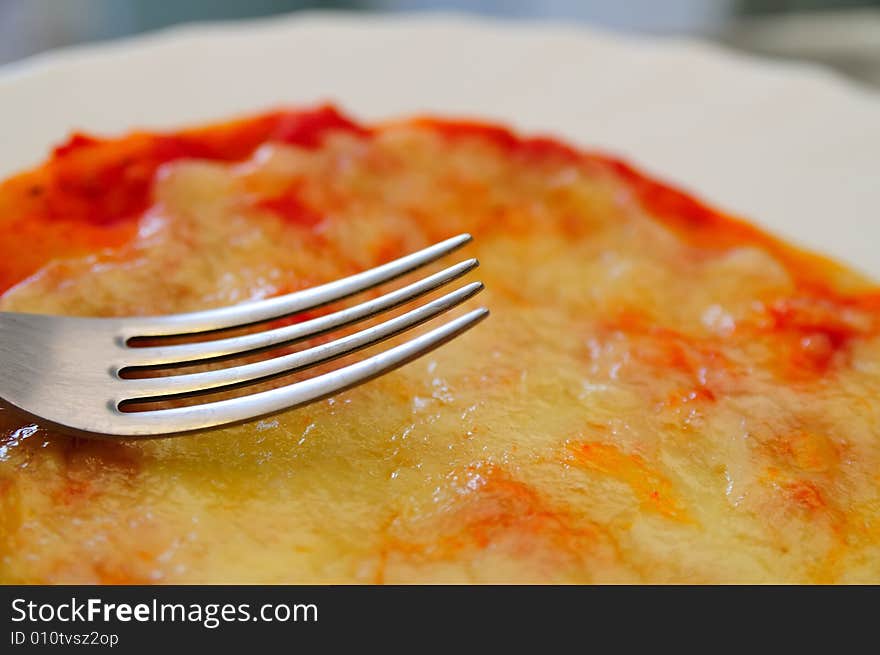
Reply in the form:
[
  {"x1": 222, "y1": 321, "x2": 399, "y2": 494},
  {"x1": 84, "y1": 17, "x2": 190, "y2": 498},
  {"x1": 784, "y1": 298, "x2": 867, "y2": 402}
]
[{"x1": 0, "y1": 0, "x2": 878, "y2": 88}]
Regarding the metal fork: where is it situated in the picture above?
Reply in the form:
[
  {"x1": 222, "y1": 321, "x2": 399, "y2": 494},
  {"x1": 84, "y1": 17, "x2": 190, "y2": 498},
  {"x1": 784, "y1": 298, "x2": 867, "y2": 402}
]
[{"x1": 0, "y1": 234, "x2": 487, "y2": 437}]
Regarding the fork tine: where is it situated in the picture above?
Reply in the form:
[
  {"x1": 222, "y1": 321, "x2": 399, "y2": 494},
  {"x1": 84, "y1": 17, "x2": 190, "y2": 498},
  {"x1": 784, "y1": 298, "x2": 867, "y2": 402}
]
[
  {"x1": 119, "y1": 283, "x2": 484, "y2": 402},
  {"x1": 112, "y1": 308, "x2": 489, "y2": 435},
  {"x1": 121, "y1": 233, "x2": 473, "y2": 339},
  {"x1": 121, "y1": 258, "x2": 479, "y2": 368}
]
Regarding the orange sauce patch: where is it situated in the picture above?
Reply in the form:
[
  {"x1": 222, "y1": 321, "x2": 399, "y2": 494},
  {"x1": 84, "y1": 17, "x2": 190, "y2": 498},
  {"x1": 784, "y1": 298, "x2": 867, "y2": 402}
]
[
  {"x1": 567, "y1": 441, "x2": 691, "y2": 522},
  {"x1": 600, "y1": 310, "x2": 733, "y2": 406},
  {"x1": 758, "y1": 295, "x2": 878, "y2": 377},
  {"x1": 765, "y1": 431, "x2": 839, "y2": 474},
  {"x1": 376, "y1": 464, "x2": 602, "y2": 581},
  {"x1": 761, "y1": 464, "x2": 852, "y2": 582},
  {"x1": 255, "y1": 183, "x2": 325, "y2": 231}
]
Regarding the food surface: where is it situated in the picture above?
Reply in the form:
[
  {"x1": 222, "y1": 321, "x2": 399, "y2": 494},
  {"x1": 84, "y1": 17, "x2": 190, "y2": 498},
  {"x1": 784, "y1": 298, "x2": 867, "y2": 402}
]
[{"x1": 1, "y1": 106, "x2": 879, "y2": 583}]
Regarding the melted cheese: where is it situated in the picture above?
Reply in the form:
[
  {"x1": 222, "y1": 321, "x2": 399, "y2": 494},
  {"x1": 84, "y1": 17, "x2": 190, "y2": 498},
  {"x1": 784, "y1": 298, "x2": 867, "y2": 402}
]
[{"x1": 1, "y1": 108, "x2": 879, "y2": 583}]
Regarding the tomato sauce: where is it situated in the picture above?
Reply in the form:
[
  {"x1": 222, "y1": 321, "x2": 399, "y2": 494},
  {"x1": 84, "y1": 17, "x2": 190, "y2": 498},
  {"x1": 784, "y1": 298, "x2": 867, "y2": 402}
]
[{"x1": 0, "y1": 105, "x2": 366, "y2": 292}]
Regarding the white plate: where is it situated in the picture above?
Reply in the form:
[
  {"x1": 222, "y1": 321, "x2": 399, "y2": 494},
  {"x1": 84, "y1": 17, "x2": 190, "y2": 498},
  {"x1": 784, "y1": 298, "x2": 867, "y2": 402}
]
[{"x1": 1, "y1": 12, "x2": 878, "y2": 278}]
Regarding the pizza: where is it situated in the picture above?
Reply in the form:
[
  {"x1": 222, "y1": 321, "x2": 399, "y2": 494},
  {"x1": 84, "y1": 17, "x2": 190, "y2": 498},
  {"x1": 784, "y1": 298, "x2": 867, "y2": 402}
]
[{"x1": 1, "y1": 105, "x2": 878, "y2": 583}]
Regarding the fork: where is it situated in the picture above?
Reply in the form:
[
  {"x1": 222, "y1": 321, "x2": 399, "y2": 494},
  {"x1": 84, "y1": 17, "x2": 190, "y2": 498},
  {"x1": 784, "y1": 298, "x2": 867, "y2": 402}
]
[{"x1": 0, "y1": 234, "x2": 487, "y2": 437}]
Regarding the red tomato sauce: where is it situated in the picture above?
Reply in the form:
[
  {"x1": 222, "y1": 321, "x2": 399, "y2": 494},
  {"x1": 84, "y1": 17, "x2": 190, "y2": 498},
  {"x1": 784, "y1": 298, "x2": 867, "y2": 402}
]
[{"x1": 0, "y1": 105, "x2": 366, "y2": 292}]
